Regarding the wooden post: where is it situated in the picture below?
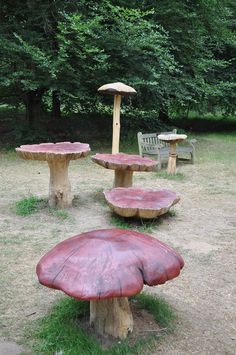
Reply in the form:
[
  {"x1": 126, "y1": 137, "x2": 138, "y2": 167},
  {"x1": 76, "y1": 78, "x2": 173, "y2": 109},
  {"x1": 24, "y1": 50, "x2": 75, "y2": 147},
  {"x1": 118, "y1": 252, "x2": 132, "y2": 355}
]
[
  {"x1": 114, "y1": 170, "x2": 133, "y2": 187},
  {"x1": 112, "y1": 95, "x2": 122, "y2": 154},
  {"x1": 167, "y1": 142, "x2": 177, "y2": 175}
]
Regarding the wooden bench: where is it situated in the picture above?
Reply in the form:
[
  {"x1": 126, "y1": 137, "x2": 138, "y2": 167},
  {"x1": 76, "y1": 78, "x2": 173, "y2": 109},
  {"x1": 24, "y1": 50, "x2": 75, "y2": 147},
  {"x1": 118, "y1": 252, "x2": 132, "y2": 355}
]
[{"x1": 137, "y1": 130, "x2": 196, "y2": 168}]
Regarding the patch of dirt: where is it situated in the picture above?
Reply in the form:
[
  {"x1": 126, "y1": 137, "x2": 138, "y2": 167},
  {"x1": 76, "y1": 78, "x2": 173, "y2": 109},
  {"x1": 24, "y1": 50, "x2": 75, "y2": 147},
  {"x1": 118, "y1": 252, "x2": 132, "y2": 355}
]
[{"x1": 0, "y1": 136, "x2": 236, "y2": 354}]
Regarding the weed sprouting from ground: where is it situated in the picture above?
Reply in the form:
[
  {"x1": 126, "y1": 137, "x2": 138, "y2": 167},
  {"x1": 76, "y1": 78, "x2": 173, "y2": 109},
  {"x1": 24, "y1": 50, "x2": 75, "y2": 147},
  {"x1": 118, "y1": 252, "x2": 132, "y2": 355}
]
[
  {"x1": 156, "y1": 171, "x2": 185, "y2": 181},
  {"x1": 49, "y1": 209, "x2": 69, "y2": 220},
  {"x1": 14, "y1": 196, "x2": 47, "y2": 216},
  {"x1": 93, "y1": 189, "x2": 107, "y2": 206},
  {"x1": 27, "y1": 293, "x2": 176, "y2": 355}
]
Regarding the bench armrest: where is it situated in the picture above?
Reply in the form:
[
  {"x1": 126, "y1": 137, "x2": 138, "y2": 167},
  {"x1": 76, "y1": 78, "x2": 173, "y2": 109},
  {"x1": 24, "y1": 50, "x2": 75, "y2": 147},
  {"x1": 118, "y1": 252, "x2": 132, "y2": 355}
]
[{"x1": 185, "y1": 139, "x2": 197, "y2": 147}]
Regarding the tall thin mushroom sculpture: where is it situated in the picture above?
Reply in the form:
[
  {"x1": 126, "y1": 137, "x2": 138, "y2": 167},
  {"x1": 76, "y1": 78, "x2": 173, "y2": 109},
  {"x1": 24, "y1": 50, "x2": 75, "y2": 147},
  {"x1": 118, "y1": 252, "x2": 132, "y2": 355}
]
[
  {"x1": 36, "y1": 228, "x2": 184, "y2": 339},
  {"x1": 98, "y1": 82, "x2": 136, "y2": 154}
]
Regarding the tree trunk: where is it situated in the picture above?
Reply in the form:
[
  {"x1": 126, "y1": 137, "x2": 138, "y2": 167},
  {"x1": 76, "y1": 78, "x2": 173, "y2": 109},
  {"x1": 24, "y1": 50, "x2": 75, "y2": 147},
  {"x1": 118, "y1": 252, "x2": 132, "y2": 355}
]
[
  {"x1": 51, "y1": 90, "x2": 61, "y2": 120},
  {"x1": 90, "y1": 298, "x2": 133, "y2": 339},
  {"x1": 47, "y1": 158, "x2": 73, "y2": 208},
  {"x1": 159, "y1": 107, "x2": 170, "y2": 123},
  {"x1": 24, "y1": 89, "x2": 45, "y2": 124},
  {"x1": 114, "y1": 170, "x2": 133, "y2": 187}
]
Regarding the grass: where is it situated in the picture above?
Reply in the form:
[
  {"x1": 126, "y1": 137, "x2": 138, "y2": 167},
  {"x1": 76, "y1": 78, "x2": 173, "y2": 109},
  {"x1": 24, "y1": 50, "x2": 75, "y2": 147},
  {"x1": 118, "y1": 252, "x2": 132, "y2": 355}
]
[
  {"x1": 111, "y1": 214, "x2": 157, "y2": 233},
  {"x1": 110, "y1": 211, "x2": 176, "y2": 234},
  {"x1": 14, "y1": 196, "x2": 47, "y2": 216},
  {"x1": 27, "y1": 293, "x2": 176, "y2": 355},
  {"x1": 155, "y1": 171, "x2": 185, "y2": 181},
  {"x1": 14, "y1": 196, "x2": 71, "y2": 221},
  {"x1": 133, "y1": 293, "x2": 176, "y2": 331},
  {"x1": 49, "y1": 208, "x2": 69, "y2": 220}
]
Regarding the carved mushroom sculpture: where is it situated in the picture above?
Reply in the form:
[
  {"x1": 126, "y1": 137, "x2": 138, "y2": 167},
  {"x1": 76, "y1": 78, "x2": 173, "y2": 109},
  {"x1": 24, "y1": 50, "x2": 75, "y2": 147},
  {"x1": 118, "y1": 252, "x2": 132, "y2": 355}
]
[
  {"x1": 98, "y1": 82, "x2": 136, "y2": 154},
  {"x1": 104, "y1": 187, "x2": 180, "y2": 218},
  {"x1": 92, "y1": 153, "x2": 158, "y2": 188},
  {"x1": 36, "y1": 228, "x2": 184, "y2": 339},
  {"x1": 16, "y1": 142, "x2": 90, "y2": 208}
]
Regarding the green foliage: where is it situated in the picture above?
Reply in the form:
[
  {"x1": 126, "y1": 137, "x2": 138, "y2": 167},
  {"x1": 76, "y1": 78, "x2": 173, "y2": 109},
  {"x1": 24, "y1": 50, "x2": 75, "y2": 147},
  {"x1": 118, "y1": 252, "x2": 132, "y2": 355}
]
[
  {"x1": 28, "y1": 294, "x2": 175, "y2": 354},
  {"x1": 0, "y1": 0, "x2": 235, "y2": 128},
  {"x1": 15, "y1": 196, "x2": 46, "y2": 216}
]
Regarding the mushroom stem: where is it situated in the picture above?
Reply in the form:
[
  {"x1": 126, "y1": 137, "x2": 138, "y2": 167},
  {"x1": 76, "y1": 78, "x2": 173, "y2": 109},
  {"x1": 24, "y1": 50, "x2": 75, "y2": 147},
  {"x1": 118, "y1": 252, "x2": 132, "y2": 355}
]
[
  {"x1": 114, "y1": 170, "x2": 133, "y2": 187},
  {"x1": 112, "y1": 95, "x2": 122, "y2": 154},
  {"x1": 90, "y1": 297, "x2": 133, "y2": 339},
  {"x1": 167, "y1": 142, "x2": 177, "y2": 175},
  {"x1": 47, "y1": 158, "x2": 73, "y2": 208}
]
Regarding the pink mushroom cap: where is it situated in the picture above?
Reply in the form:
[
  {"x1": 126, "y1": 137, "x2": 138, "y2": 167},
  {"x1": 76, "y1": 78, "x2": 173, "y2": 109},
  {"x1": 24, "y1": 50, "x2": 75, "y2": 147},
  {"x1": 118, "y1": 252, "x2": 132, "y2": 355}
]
[
  {"x1": 16, "y1": 142, "x2": 90, "y2": 161},
  {"x1": 36, "y1": 229, "x2": 184, "y2": 301},
  {"x1": 91, "y1": 153, "x2": 158, "y2": 171},
  {"x1": 104, "y1": 188, "x2": 180, "y2": 218}
]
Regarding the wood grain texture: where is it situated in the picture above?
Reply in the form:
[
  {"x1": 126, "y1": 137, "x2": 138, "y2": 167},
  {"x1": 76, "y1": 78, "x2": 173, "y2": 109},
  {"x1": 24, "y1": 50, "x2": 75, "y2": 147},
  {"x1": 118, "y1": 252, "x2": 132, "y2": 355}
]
[
  {"x1": 91, "y1": 153, "x2": 158, "y2": 171},
  {"x1": 90, "y1": 298, "x2": 133, "y2": 339},
  {"x1": 36, "y1": 228, "x2": 184, "y2": 300},
  {"x1": 15, "y1": 142, "x2": 90, "y2": 161},
  {"x1": 104, "y1": 188, "x2": 180, "y2": 218}
]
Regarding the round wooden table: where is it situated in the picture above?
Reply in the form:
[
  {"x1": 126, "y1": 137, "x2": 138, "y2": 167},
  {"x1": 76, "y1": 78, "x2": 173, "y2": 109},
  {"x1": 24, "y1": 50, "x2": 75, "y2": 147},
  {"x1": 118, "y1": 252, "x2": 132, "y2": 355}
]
[
  {"x1": 158, "y1": 134, "x2": 187, "y2": 174},
  {"x1": 16, "y1": 142, "x2": 90, "y2": 208},
  {"x1": 92, "y1": 153, "x2": 158, "y2": 187}
]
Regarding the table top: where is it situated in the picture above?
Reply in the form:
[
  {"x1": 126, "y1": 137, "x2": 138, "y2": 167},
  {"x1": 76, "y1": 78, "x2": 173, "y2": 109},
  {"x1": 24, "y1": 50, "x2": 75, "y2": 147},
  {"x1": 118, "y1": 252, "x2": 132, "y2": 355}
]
[
  {"x1": 91, "y1": 153, "x2": 158, "y2": 171},
  {"x1": 16, "y1": 142, "x2": 90, "y2": 161},
  {"x1": 158, "y1": 133, "x2": 187, "y2": 143}
]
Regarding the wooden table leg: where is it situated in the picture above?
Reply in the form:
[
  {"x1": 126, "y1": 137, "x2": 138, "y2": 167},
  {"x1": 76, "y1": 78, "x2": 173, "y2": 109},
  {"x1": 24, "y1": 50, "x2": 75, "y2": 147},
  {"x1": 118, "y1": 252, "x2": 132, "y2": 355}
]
[
  {"x1": 114, "y1": 170, "x2": 133, "y2": 187},
  {"x1": 167, "y1": 142, "x2": 177, "y2": 174},
  {"x1": 48, "y1": 158, "x2": 73, "y2": 208}
]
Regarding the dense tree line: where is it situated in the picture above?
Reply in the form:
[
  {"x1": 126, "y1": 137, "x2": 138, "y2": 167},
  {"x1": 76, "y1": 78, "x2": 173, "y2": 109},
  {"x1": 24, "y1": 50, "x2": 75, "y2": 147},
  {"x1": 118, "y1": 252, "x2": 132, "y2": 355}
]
[{"x1": 0, "y1": 0, "x2": 235, "y2": 125}]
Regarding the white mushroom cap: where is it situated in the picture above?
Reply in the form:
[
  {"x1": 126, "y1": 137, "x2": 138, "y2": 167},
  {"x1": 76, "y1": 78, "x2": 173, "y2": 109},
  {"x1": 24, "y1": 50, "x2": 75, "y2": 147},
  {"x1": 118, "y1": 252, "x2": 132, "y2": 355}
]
[{"x1": 98, "y1": 82, "x2": 136, "y2": 96}]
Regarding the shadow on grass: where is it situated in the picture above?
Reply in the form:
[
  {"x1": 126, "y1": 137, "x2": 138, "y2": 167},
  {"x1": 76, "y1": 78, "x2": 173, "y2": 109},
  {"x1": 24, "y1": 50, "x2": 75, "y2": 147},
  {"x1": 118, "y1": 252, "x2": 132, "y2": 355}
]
[
  {"x1": 26, "y1": 293, "x2": 176, "y2": 355},
  {"x1": 110, "y1": 210, "x2": 177, "y2": 234}
]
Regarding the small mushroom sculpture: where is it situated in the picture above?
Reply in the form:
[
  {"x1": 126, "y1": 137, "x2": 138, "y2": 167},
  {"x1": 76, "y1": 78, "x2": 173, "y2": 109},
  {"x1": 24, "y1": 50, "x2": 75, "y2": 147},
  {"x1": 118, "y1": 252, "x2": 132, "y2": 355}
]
[
  {"x1": 36, "y1": 228, "x2": 184, "y2": 339},
  {"x1": 98, "y1": 82, "x2": 136, "y2": 154},
  {"x1": 92, "y1": 153, "x2": 157, "y2": 188},
  {"x1": 104, "y1": 187, "x2": 180, "y2": 218}
]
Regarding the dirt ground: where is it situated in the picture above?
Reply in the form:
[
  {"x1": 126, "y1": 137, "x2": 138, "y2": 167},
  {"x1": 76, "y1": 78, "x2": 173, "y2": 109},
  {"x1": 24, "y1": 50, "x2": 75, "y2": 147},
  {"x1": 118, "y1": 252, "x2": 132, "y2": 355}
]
[{"x1": 0, "y1": 135, "x2": 235, "y2": 354}]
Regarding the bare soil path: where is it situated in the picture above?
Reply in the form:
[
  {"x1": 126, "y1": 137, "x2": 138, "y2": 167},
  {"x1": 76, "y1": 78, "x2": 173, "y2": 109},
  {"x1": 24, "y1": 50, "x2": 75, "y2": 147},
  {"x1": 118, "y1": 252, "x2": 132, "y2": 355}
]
[{"x1": 0, "y1": 134, "x2": 235, "y2": 354}]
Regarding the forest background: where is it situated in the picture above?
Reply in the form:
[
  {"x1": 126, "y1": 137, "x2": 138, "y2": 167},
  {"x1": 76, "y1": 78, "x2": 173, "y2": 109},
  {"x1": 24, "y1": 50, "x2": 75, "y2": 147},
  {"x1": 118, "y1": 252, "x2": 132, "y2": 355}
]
[{"x1": 0, "y1": 0, "x2": 235, "y2": 146}]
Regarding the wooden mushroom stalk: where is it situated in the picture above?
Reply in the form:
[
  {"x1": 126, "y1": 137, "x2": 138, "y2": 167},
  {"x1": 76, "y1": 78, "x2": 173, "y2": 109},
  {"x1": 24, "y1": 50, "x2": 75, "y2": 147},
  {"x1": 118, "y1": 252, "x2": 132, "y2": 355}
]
[
  {"x1": 158, "y1": 134, "x2": 187, "y2": 174},
  {"x1": 98, "y1": 82, "x2": 136, "y2": 154},
  {"x1": 104, "y1": 188, "x2": 180, "y2": 218},
  {"x1": 92, "y1": 153, "x2": 158, "y2": 188},
  {"x1": 16, "y1": 142, "x2": 90, "y2": 208},
  {"x1": 36, "y1": 228, "x2": 184, "y2": 339}
]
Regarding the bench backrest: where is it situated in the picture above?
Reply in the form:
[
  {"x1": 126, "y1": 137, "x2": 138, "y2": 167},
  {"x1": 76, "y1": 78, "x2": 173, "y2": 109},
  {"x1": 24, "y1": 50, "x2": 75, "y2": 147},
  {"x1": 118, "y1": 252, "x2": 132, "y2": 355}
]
[{"x1": 137, "y1": 130, "x2": 177, "y2": 155}]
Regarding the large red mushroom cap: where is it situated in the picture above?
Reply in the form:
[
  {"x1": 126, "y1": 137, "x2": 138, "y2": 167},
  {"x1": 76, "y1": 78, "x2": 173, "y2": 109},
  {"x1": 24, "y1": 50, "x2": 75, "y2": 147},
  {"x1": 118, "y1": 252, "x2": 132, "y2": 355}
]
[
  {"x1": 104, "y1": 188, "x2": 180, "y2": 218},
  {"x1": 36, "y1": 229, "x2": 184, "y2": 300}
]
